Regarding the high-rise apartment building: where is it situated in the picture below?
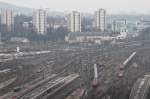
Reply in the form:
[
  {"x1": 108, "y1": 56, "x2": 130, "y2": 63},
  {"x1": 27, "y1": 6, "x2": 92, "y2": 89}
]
[
  {"x1": 33, "y1": 9, "x2": 47, "y2": 35},
  {"x1": 1, "y1": 10, "x2": 14, "y2": 32},
  {"x1": 67, "y1": 11, "x2": 81, "y2": 32},
  {"x1": 112, "y1": 20, "x2": 118, "y2": 32},
  {"x1": 94, "y1": 9, "x2": 107, "y2": 32}
]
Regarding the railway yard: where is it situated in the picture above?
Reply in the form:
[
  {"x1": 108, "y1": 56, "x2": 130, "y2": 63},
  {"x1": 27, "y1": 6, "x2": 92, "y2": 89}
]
[{"x1": 0, "y1": 41, "x2": 150, "y2": 99}]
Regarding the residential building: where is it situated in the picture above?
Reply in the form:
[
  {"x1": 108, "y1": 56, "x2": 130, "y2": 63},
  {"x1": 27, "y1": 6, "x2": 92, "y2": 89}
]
[
  {"x1": 67, "y1": 11, "x2": 81, "y2": 32},
  {"x1": 94, "y1": 9, "x2": 107, "y2": 32},
  {"x1": 33, "y1": 9, "x2": 47, "y2": 35},
  {"x1": 1, "y1": 10, "x2": 14, "y2": 32}
]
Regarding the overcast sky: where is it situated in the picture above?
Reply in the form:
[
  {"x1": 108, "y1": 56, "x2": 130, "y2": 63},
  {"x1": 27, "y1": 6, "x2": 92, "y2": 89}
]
[{"x1": 0, "y1": 0, "x2": 150, "y2": 14}]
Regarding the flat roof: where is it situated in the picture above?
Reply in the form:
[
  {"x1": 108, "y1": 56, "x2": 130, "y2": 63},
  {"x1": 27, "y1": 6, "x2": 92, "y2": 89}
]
[{"x1": 68, "y1": 32, "x2": 116, "y2": 37}]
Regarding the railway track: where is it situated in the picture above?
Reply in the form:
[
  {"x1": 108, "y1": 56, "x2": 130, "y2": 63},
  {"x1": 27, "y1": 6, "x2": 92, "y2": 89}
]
[
  {"x1": 19, "y1": 74, "x2": 79, "y2": 99},
  {"x1": 41, "y1": 74, "x2": 80, "y2": 99},
  {"x1": 0, "y1": 74, "x2": 57, "y2": 99},
  {"x1": 1, "y1": 74, "x2": 80, "y2": 99},
  {"x1": 129, "y1": 74, "x2": 150, "y2": 99}
]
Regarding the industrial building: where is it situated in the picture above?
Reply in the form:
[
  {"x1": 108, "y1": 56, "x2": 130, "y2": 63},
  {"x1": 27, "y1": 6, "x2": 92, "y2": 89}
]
[
  {"x1": 136, "y1": 18, "x2": 150, "y2": 31},
  {"x1": 65, "y1": 32, "x2": 116, "y2": 44}
]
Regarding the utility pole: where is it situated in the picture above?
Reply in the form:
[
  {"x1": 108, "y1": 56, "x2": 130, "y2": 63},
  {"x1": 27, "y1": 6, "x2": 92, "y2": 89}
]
[
  {"x1": 101, "y1": 31, "x2": 105, "y2": 61},
  {"x1": 0, "y1": 32, "x2": 1, "y2": 43}
]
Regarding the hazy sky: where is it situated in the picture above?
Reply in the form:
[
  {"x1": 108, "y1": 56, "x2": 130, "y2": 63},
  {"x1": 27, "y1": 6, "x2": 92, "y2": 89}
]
[{"x1": 0, "y1": 0, "x2": 150, "y2": 14}]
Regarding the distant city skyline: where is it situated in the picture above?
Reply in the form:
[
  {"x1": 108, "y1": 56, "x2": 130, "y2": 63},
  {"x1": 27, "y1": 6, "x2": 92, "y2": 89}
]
[{"x1": 0, "y1": 0, "x2": 150, "y2": 14}]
